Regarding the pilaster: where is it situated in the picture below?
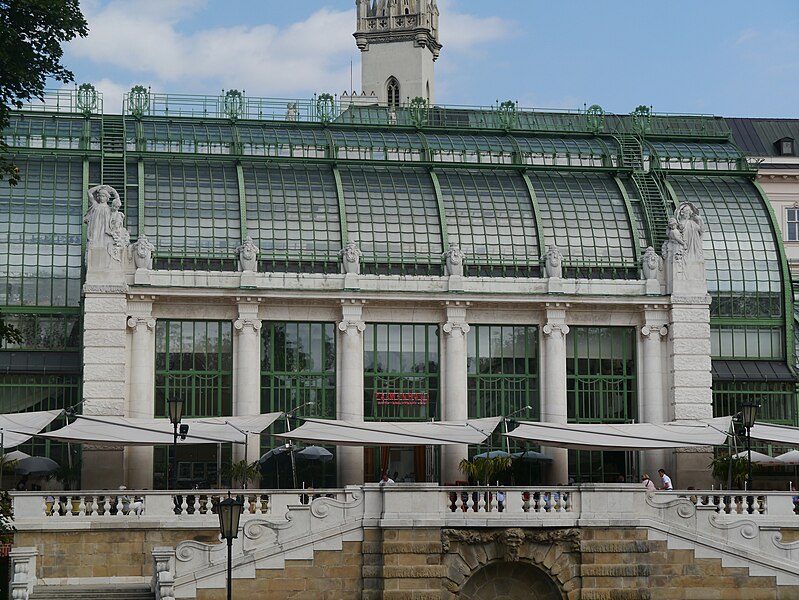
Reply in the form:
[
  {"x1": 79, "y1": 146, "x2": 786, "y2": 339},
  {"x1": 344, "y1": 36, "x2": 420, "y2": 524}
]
[
  {"x1": 441, "y1": 302, "x2": 470, "y2": 484},
  {"x1": 338, "y1": 301, "x2": 366, "y2": 485},
  {"x1": 541, "y1": 304, "x2": 570, "y2": 485},
  {"x1": 640, "y1": 307, "x2": 669, "y2": 477},
  {"x1": 233, "y1": 299, "x2": 262, "y2": 464}
]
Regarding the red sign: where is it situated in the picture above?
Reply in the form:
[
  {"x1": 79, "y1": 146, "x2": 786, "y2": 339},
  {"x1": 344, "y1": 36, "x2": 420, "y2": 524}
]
[{"x1": 375, "y1": 392, "x2": 428, "y2": 406}]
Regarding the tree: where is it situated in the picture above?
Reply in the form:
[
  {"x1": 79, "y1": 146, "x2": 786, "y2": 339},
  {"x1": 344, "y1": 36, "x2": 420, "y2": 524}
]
[
  {"x1": 0, "y1": 0, "x2": 89, "y2": 185},
  {"x1": 458, "y1": 456, "x2": 512, "y2": 486}
]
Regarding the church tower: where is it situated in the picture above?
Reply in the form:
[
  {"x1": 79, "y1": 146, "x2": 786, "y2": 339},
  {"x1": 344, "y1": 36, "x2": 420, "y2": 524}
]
[{"x1": 354, "y1": 0, "x2": 441, "y2": 106}]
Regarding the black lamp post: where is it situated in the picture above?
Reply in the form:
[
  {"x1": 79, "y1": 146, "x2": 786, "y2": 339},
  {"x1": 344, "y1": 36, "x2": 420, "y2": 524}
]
[
  {"x1": 741, "y1": 401, "x2": 759, "y2": 491},
  {"x1": 167, "y1": 396, "x2": 185, "y2": 489},
  {"x1": 218, "y1": 492, "x2": 244, "y2": 600}
]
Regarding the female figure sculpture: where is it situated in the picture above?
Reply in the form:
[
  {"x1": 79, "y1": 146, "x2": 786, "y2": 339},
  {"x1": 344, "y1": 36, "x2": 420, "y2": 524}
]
[
  {"x1": 84, "y1": 185, "x2": 119, "y2": 248},
  {"x1": 676, "y1": 202, "x2": 704, "y2": 261}
]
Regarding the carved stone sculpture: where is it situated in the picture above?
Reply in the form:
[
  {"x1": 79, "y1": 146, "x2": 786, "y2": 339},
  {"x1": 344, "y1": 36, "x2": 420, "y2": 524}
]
[
  {"x1": 84, "y1": 184, "x2": 118, "y2": 249},
  {"x1": 237, "y1": 236, "x2": 259, "y2": 272},
  {"x1": 340, "y1": 240, "x2": 362, "y2": 275},
  {"x1": 641, "y1": 246, "x2": 662, "y2": 280},
  {"x1": 131, "y1": 235, "x2": 155, "y2": 270},
  {"x1": 543, "y1": 244, "x2": 564, "y2": 278},
  {"x1": 676, "y1": 201, "x2": 704, "y2": 262},
  {"x1": 442, "y1": 243, "x2": 465, "y2": 277}
]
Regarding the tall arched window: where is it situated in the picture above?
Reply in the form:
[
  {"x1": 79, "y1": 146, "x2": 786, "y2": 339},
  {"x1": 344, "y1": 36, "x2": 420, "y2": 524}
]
[{"x1": 386, "y1": 77, "x2": 400, "y2": 108}]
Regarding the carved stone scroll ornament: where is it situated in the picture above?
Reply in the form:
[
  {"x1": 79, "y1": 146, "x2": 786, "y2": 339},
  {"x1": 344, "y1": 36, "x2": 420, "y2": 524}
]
[
  {"x1": 442, "y1": 243, "x2": 466, "y2": 277},
  {"x1": 442, "y1": 320, "x2": 470, "y2": 337},
  {"x1": 337, "y1": 319, "x2": 366, "y2": 337},
  {"x1": 237, "y1": 236, "x2": 259, "y2": 272},
  {"x1": 234, "y1": 318, "x2": 262, "y2": 335},
  {"x1": 641, "y1": 246, "x2": 663, "y2": 280},
  {"x1": 542, "y1": 244, "x2": 564, "y2": 278},
  {"x1": 640, "y1": 324, "x2": 667, "y2": 341},
  {"x1": 441, "y1": 528, "x2": 581, "y2": 558},
  {"x1": 131, "y1": 235, "x2": 156, "y2": 270},
  {"x1": 340, "y1": 240, "x2": 363, "y2": 275},
  {"x1": 126, "y1": 316, "x2": 156, "y2": 332},
  {"x1": 542, "y1": 322, "x2": 570, "y2": 338}
]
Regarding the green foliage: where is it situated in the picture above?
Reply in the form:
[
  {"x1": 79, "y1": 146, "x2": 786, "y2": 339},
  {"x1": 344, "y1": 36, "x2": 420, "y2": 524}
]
[
  {"x1": 458, "y1": 456, "x2": 512, "y2": 485},
  {"x1": 0, "y1": 491, "x2": 15, "y2": 544},
  {"x1": 710, "y1": 455, "x2": 757, "y2": 489},
  {"x1": 0, "y1": 0, "x2": 89, "y2": 185},
  {"x1": 50, "y1": 460, "x2": 81, "y2": 491},
  {"x1": 0, "y1": 319, "x2": 23, "y2": 345},
  {"x1": 225, "y1": 460, "x2": 261, "y2": 489}
]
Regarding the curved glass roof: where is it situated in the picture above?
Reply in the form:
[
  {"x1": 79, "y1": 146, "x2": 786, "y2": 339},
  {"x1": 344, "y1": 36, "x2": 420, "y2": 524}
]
[
  {"x1": 133, "y1": 121, "x2": 235, "y2": 154},
  {"x1": 669, "y1": 175, "x2": 783, "y2": 319},
  {"x1": 339, "y1": 166, "x2": 442, "y2": 269},
  {"x1": 438, "y1": 169, "x2": 539, "y2": 273},
  {"x1": 425, "y1": 133, "x2": 515, "y2": 164},
  {"x1": 238, "y1": 125, "x2": 328, "y2": 158},
  {"x1": 531, "y1": 173, "x2": 635, "y2": 265},
  {"x1": 5, "y1": 115, "x2": 100, "y2": 151},
  {"x1": 649, "y1": 142, "x2": 744, "y2": 171},
  {"x1": 142, "y1": 161, "x2": 240, "y2": 256},
  {"x1": 331, "y1": 130, "x2": 424, "y2": 161},
  {"x1": 514, "y1": 137, "x2": 617, "y2": 168},
  {"x1": 243, "y1": 164, "x2": 341, "y2": 263}
]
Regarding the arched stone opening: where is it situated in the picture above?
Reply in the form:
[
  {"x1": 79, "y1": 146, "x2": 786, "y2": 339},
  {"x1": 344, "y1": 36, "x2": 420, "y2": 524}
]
[{"x1": 441, "y1": 528, "x2": 580, "y2": 599}]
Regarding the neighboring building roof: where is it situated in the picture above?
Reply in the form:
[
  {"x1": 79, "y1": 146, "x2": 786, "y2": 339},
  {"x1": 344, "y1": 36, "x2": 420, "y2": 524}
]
[{"x1": 725, "y1": 117, "x2": 799, "y2": 158}]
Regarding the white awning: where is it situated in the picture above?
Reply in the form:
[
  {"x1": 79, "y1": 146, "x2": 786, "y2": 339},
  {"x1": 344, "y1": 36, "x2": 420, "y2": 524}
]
[
  {"x1": 749, "y1": 422, "x2": 799, "y2": 446},
  {"x1": 0, "y1": 410, "x2": 63, "y2": 448},
  {"x1": 276, "y1": 417, "x2": 502, "y2": 446},
  {"x1": 38, "y1": 413, "x2": 283, "y2": 446},
  {"x1": 505, "y1": 417, "x2": 731, "y2": 450}
]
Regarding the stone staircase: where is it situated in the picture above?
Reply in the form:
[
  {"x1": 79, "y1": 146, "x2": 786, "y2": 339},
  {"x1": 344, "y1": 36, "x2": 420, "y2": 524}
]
[{"x1": 29, "y1": 584, "x2": 154, "y2": 600}]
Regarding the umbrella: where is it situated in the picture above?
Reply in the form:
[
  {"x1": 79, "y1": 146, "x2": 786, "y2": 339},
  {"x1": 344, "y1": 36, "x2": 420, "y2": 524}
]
[
  {"x1": 259, "y1": 445, "x2": 291, "y2": 463},
  {"x1": 473, "y1": 450, "x2": 510, "y2": 460},
  {"x1": 511, "y1": 450, "x2": 554, "y2": 463},
  {"x1": 297, "y1": 446, "x2": 333, "y2": 462},
  {"x1": 775, "y1": 450, "x2": 799, "y2": 465},
  {"x1": 731, "y1": 450, "x2": 782, "y2": 465},
  {"x1": 14, "y1": 456, "x2": 59, "y2": 476},
  {"x1": 1, "y1": 450, "x2": 30, "y2": 463}
]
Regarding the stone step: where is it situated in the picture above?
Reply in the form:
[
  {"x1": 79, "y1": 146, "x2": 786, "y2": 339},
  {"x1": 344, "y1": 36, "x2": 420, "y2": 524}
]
[{"x1": 29, "y1": 585, "x2": 153, "y2": 600}]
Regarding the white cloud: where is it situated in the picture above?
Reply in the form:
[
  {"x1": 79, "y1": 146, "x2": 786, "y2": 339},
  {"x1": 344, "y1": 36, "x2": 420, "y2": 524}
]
[
  {"x1": 65, "y1": 0, "x2": 512, "y2": 102},
  {"x1": 735, "y1": 29, "x2": 759, "y2": 46}
]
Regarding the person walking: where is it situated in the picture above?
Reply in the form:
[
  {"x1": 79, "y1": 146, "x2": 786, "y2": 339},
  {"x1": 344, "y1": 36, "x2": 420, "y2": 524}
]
[
  {"x1": 641, "y1": 474, "x2": 657, "y2": 491},
  {"x1": 658, "y1": 468, "x2": 673, "y2": 490}
]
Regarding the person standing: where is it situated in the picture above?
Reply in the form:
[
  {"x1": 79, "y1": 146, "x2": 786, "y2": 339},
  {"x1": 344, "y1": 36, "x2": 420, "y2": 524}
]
[
  {"x1": 658, "y1": 468, "x2": 673, "y2": 490},
  {"x1": 641, "y1": 474, "x2": 657, "y2": 491}
]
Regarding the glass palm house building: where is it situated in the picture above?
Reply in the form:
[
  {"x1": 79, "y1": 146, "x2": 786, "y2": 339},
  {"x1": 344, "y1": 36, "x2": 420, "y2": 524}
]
[{"x1": 0, "y1": 0, "x2": 795, "y2": 491}]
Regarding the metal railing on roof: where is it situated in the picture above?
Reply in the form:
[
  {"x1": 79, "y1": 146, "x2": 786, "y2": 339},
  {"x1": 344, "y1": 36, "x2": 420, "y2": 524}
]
[{"x1": 15, "y1": 85, "x2": 103, "y2": 116}]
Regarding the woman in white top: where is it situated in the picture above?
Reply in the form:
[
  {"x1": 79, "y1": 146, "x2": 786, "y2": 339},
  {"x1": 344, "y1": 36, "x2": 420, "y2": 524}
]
[{"x1": 641, "y1": 474, "x2": 657, "y2": 491}]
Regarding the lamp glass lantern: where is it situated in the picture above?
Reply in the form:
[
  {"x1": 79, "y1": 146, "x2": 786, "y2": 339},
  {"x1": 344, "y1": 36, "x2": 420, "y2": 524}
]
[
  {"x1": 167, "y1": 396, "x2": 185, "y2": 425},
  {"x1": 741, "y1": 402, "x2": 758, "y2": 430}
]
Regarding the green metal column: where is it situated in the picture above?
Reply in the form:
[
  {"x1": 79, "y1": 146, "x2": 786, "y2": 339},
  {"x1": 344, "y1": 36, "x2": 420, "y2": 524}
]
[
  {"x1": 429, "y1": 169, "x2": 449, "y2": 249},
  {"x1": 332, "y1": 165, "x2": 349, "y2": 243}
]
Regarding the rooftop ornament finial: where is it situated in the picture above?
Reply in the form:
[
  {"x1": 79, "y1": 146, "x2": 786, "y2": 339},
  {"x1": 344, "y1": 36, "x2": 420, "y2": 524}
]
[
  {"x1": 632, "y1": 105, "x2": 652, "y2": 135},
  {"x1": 76, "y1": 83, "x2": 98, "y2": 116},
  {"x1": 316, "y1": 93, "x2": 335, "y2": 124},
  {"x1": 585, "y1": 104, "x2": 605, "y2": 134},
  {"x1": 496, "y1": 100, "x2": 518, "y2": 131},
  {"x1": 128, "y1": 85, "x2": 150, "y2": 118},
  {"x1": 223, "y1": 89, "x2": 244, "y2": 120},
  {"x1": 409, "y1": 96, "x2": 428, "y2": 128}
]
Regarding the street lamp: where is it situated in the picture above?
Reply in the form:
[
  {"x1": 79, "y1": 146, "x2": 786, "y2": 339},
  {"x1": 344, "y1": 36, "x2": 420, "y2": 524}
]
[
  {"x1": 218, "y1": 492, "x2": 244, "y2": 600},
  {"x1": 741, "y1": 401, "x2": 759, "y2": 491},
  {"x1": 167, "y1": 396, "x2": 185, "y2": 489}
]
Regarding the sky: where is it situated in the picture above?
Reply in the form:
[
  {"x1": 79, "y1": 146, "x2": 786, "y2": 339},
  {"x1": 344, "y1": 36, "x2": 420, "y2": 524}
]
[{"x1": 58, "y1": 0, "x2": 799, "y2": 118}]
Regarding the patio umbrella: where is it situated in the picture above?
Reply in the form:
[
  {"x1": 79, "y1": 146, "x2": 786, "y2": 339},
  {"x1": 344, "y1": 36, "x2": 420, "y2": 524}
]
[
  {"x1": 259, "y1": 445, "x2": 291, "y2": 463},
  {"x1": 14, "y1": 456, "x2": 59, "y2": 477},
  {"x1": 511, "y1": 450, "x2": 554, "y2": 463},
  {"x1": 473, "y1": 450, "x2": 510, "y2": 460},
  {"x1": 731, "y1": 450, "x2": 782, "y2": 465},
  {"x1": 297, "y1": 446, "x2": 333, "y2": 462},
  {"x1": 775, "y1": 450, "x2": 799, "y2": 465},
  {"x1": 2, "y1": 450, "x2": 30, "y2": 463}
]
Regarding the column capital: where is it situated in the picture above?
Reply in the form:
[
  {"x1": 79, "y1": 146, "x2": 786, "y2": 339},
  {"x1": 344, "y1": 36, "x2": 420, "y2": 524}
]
[
  {"x1": 126, "y1": 316, "x2": 155, "y2": 331},
  {"x1": 640, "y1": 324, "x2": 668, "y2": 340},
  {"x1": 234, "y1": 318, "x2": 262, "y2": 334},
  {"x1": 542, "y1": 322, "x2": 569, "y2": 337},
  {"x1": 338, "y1": 319, "x2": 366, "y2": 336},
  {"x1": 442, "y1": 320, "x2": 470, "y2": 336}
]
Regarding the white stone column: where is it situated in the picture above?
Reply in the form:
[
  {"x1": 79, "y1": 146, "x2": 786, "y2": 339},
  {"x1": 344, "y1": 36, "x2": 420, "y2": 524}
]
[
  {"x1": 82, "y1": 286, "x2": 128, "y2": 489},
  {"x1": 669, "y1": 294, "x2": 713, "y2": 488},
  {"x1": 640, "y1": 320, "x2": 668, "y2": 477},
  {"x1": 233, "y1": 302, "x2": 262, "y2": 464},
  {"x1": 441, "y1": 304, "x2": 470, "y2": 484},
  {"x1": 126, "y1": 307, "x2": 156, "y2": 489},
  {"x1": 337, "y1": 303, "x2": 366, "y2": 485},
  {"x1": 541, "y1": 307, "x2": 569, "y2": 485}
]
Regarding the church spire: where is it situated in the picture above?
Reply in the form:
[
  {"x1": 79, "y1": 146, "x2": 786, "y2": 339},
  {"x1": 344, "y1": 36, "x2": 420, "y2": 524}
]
[{"x1": 354, "y1": 0, "x2": 441, "y2": 106}]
